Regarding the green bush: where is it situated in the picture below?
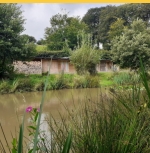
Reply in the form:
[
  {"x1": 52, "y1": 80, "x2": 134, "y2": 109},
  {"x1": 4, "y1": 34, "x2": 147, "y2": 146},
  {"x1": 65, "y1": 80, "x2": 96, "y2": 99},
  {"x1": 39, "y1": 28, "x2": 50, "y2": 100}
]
[
  {"x1": 113, "y1": 72, "x2": 131, "y2": 85},
  {"x1": 34, "y1": 81, "x2": 45, "y2": 91},
  {"x1": 85, "y1": 75, "x2": 100, "y2": 88},
  {"x1": 0, "y1": 81, "x2": 11, "y2": 94},
  {"x1": 73, "y1": 75, "x2": 87, "y2": 88},
  {"x1": 15, "y1": 79, "x2": 34, "y2": 92},
  {"x1": 50, "y1": 73, "x2": 68, "y2": 90}
]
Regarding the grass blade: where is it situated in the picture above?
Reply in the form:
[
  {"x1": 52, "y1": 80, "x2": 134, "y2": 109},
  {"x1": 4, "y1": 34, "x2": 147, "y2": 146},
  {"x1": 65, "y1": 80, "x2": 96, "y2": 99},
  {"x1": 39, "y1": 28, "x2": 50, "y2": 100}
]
[
  {"x1": 17, "y1": 112, "x2": 25, "y2": 153},
  {"x1": 62, "y1": 129, "x2": 72, "y2": 153}
]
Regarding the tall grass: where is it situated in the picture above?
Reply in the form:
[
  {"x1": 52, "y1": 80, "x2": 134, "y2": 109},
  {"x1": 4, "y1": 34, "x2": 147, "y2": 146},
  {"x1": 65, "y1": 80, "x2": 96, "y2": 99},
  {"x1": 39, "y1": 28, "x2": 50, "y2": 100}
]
[
  {"x1": 45, "y1": 65, "x2": 150, "y2": 152},
  {"x1": 0, "y1": 73, "x2": 106, "y2": 94}
]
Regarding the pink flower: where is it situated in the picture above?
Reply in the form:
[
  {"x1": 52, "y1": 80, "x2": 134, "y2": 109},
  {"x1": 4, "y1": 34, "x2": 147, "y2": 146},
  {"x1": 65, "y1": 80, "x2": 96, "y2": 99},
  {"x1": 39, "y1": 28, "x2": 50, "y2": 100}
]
[{"x1": 26, "y1": 106, "x2": 33, "y2": 112}]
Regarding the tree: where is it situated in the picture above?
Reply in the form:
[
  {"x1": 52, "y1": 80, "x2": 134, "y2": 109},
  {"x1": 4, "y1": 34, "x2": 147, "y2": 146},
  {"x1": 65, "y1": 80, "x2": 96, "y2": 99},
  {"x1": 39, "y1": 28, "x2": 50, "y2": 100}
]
[
  {"x1": 99, "y1": 49, "x2": 113, "y2": 60},
  {"x1": 21, "y1": 34, "x2": 36, "y2": 43},
  {"x1": 37, "y1": 38, "x2": 46, "y2": 45},
  {"x1": 111, "y1": 19, "x2": 150, "y2": 70},
  {"x1": 98, "y1": 4, "x2": 150, "y2": 50},
  {"x1": 116, "y1": 4, "x2": 150, "y2": 24},
  {"x1": 70, "y1": 32, "x2": 99, "y2": 75},
  {"x1": 44, "y1": 13, "x2": 88, "y2": 50},
  {"x1": 0, "y1": 4, "x2": 35, "y2": 78},
  {"x1": 82, "y1": 7, "x2": 103, "y2": 43},
  {"x1": 98, "y1": 5, "x2": 117, "y2": 50},
  {"x1": 108, "y1": 18, "x2": 126, "y2": 40},
  {"x1": 20, "y1": 35, "x2": 37, "y2": 60}
]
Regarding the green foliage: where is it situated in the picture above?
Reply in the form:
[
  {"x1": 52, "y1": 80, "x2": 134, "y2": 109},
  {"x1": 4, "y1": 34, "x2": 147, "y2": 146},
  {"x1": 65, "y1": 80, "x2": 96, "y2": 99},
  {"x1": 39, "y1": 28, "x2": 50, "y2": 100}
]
[
  {"x1": 0, "y1": 4, "x2": 37, "y2": 78},
  {"x1": 36, "y1": 45, "x2": 47, "y2": 52},
  {"x1": 98, "y1": 4, "x2": 150, "y2": 49},
  {"x1": 0, "y1": 73, "x2": 107, "y2": 94},
  {"x1": 98, "y1": 5, "x2": 117, "y2": 50},
  {"x1": 113, "y1": 72, "x2": 131, "y2": 86},
  {"x1": 34, "y1": 81, "x2": 45, "y2": 91},
  {"x1": 21, "y1": 34, "x2": 36, "y2": 43},
  {"x1": 70, "y1": 32, "x2": 100, "y2": 75},
  {"x1": 99, "y1": 49, "x2": 112, "y2": 60},
  {"x1": 36, "y1": 38, "x2": 46, "y2": 45},
  {"x1": 108, "y1": 18, "x2": 125, "y2": 40},
  {"x1": 82, "y1": 7, "x2": 102, "y2": 43},
  {"x1": 17, "y1": 114, "x2": 25, "y2": 153},
  {"x1": 111, "y1": 19, "x2": 150, "y2": 70},
  {"x1": 15, "y1": 79, "x2": 34, "y2": 92},
  {"x1": 47, "y1": 64, "x2": 150, "y2": 153},
  {"x1": 0, "y1": 4, "x2": 25, "y2": 78},
  {"x1": 62, "y1": 130, "x2": 72, "y2": 153},
  {"x1": 0, "y1": 81, "x2": 11, "y2": 94},
  {"x1": 50, "y1": 73, "x2": 67, "y2": 90},
  {"x1": 62, "y1": 39, "x2": 72, "y2": 55},
  {"x1": 45, "y1": 12, "x2": 88, "y2": 50},
  {"x1": 35, "y1": 50, "x2": 69, "y2": 59},
  {"x1": 85, "y1": 75, "x2": 100, "y2": 88},
  {"x1": 23, "y1": 42, "x2": 37, "y2": 60}
]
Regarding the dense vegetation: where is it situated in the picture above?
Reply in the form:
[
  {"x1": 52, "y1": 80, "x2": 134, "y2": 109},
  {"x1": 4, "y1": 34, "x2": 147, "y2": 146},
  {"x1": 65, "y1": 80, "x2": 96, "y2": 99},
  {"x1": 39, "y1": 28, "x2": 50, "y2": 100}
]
[
  {"x1": 0, "y1": 72, "x2": 114, "y2": 94},
  {"x1": 1, "y1": 3, "x2": 150, "y2": 77},
  {"x1": 111, "y1": 19, "x2": 150, "y2": 70},
  {"x1": 0, "y1": 4, "x2": 36, "y2": 78}
]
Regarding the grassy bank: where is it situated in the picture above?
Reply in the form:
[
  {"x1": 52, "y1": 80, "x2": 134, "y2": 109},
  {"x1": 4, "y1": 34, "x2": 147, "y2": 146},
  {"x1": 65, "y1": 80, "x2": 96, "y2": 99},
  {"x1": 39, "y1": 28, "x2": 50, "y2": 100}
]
[
  {"x1": 0, "y1": 71, "x2": 142, "y2": 94},
  {"x1": 0, "y1": 72, "x2": 115, "y2": 94}
]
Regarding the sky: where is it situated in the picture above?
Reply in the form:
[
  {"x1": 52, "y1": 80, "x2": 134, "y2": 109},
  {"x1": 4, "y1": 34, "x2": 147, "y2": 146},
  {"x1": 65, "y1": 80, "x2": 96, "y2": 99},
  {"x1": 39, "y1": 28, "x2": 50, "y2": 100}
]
[{"x1": 21, "y1": 3, "x2": 121, "y2": 41}]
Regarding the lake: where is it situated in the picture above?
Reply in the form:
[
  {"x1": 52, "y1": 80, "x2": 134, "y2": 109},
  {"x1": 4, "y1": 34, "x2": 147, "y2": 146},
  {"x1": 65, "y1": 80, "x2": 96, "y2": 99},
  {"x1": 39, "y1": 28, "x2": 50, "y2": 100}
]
[{"x1": 0, "y1": 88, "x2": 106, "y2": 151}]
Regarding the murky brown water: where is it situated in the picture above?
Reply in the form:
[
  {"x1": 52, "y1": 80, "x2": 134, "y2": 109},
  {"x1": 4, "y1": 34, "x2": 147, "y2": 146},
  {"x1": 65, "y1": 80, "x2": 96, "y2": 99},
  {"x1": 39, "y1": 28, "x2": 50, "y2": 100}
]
[{"x1": 0, "y1": 88, "x2": 105, "y2": 151}]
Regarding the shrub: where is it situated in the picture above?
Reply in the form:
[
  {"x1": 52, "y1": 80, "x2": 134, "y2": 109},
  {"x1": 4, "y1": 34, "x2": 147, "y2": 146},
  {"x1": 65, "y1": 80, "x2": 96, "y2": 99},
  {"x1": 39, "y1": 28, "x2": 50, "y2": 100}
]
[
  {"x1": 85, "y1": 75, "x2": 100, "y2": 88},
  {"x1": 73, "y1": 75, "x2": 87, "y2": 88},
  {"x1": 50, "y1": 73, "x2": 68, "y2": 90},
  {"x1": 70, "y1": 31, "x2": 99, "y2": 75},
  {"x1": 34, "y1": 81, "x2": 45, "y2": 91},
  {"x1": 113, "y1": 72, "x2": 132, "y2": 85},
  {"x1": 0, "y1": 81, "x2": 11, "y2": 94},
  {"x1": 15, "y1": 79, "x2": 34, "y2": 92}
]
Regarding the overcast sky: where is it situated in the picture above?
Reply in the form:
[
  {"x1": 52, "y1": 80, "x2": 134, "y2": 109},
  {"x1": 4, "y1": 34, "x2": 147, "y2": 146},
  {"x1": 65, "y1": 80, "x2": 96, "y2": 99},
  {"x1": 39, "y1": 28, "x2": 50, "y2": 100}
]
[{"x1": 21, "y1": 3, "x2": 121, "y2": 41}]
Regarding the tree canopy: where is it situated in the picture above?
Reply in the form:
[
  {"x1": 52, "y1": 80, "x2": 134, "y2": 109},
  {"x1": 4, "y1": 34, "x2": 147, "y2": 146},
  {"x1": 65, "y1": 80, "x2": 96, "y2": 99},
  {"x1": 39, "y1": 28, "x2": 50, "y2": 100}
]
[
  {"x1": 111, "y1": 19, "x2": 150, "y2": 70},
  {"x1": 21, "y1": 34, "x2": 36, "y2": 43},
  {"x1": 0, "y1": 4, "x2": 35, "y2": 78},
  {"x1": 82, "y1": 7, "x2": 103, "y2": 43},
  {"x1": 108, "y1": 18, "x2": 126, "y2": 41},
  {"x1": 44, "y1": 13, "x2": 88, "y2": 50},
  {"x1": 96, "y1": 3, "x2": 150, "y2": 49}
]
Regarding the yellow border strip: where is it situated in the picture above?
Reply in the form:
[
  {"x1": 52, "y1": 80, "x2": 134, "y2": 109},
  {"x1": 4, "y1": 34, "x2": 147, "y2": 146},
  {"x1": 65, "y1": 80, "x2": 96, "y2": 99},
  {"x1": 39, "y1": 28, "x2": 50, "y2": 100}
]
[{"x1": 1, "y1": 1, "x2": 150, "y2": 3}]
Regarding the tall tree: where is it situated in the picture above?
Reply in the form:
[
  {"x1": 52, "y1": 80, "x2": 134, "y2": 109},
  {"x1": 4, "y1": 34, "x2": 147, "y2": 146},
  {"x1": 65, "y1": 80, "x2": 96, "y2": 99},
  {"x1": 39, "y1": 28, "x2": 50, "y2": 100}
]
[
  {"x1": 44, "y1": 13, "x2": 88, "y2": 50},
  {"x1": 98, "y1": 5, "x2": 118, "y2": 50},
  {"x1": 98, "y1": 3, "x2": 150, "y2": 50},
  {"x1": 111, "y1": 19, "x2": 150, "y2": 70},
  {"x1": 0, "y1": 4, "x2": 35, "y2": 78},
  {"x1": 82, "y1": 7, "x2": 103, "y2": 44},
  {"x1": 117, "y1": 4, "x2": 150, "y2": 24}
]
